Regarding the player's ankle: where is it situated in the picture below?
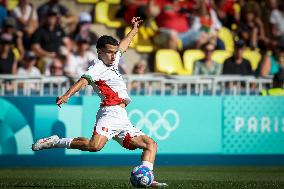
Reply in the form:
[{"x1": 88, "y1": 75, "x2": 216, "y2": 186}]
[
  {"x1": 53, "y1": 138, "x2": 74, "y2": 148},
  {"x1": 142, "y1": 161, "x2": 153, "y2": 171}
]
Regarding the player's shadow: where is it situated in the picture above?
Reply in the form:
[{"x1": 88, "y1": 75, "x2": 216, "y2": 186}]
[
  {"x1": 34, "y1": 120, "x2": 69, "y2": 165},
  {"x1": 50, "y1": 120, "x2": 66, "y2": 155}
]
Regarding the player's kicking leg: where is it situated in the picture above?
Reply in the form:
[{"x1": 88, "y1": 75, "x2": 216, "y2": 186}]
[
  {"x1": 32, "y1": 134, "x2": 108, "y2": 152},
  {"x1": 130, "y1": 135, "x2": 168, "y2": 188}
]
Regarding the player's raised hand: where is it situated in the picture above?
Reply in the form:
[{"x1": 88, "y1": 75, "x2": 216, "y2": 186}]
[
  {"x1": 56, "y1": 96, "x2": 68, "y2": 108},
  {"x1": 131, "y1": 17, "x2": 143, "y2": 30}
]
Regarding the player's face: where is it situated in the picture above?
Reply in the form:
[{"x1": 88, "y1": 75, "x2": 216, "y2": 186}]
[{"x1": 98, "y1": 44, "x2": 118, "y2": 66}]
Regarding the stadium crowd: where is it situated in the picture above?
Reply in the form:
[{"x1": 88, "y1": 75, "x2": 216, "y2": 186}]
[{"x1": 0, "y1": 0, "x2": 283, "y2": 82}]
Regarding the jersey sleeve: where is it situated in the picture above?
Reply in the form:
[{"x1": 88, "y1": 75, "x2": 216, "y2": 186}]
[
  {"x1": 81, "y1": 60, "x2": 100, "y2": 85},
  {"x1": 113, "y1": 48, "x2": 123, "y2": 66}
]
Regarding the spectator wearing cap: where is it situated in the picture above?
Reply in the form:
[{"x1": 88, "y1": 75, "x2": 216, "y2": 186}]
[
  {"x1": 37, "y1": 0, "x2": 77, "y2": 34},
  {"x1": 17, "y1": 51, "x2": 41, "y2": 77},
  {"x1": 71, "y1": 12, "x2": 98, "y2": 49},
  {"x1": 2, "y1": 17, "x2": 25, "y2": 59},
  {"x1": 261, "y1": 69, "x2": 284, "y2": 96},
  {"x1": 0, "y1": 33, "x2": 18, "y2": 74},
  {"x1": 12, "y1": 0, "x2": 38, "y2": 50},
  {"x1": 31, "y1": 6, "x2": 68, "y2": 75},
  {"x1": 222, "y1": 40, "x2": 253, "y2": 75},
  {"x1": 259, "y1": 40, "x2": 284, "y2": 77},
  {"x1": 193, "y1": 42, "x2": 222, "y2": 75}
]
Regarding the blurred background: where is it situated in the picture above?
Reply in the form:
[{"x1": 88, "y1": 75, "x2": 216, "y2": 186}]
[{"x1": 0, "y1": 0, "x2": 284, "y2": 167}]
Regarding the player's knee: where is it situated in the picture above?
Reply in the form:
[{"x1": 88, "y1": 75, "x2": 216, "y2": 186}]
[
  {"x1": 153, "y1": 141, "x2": 158, "y2": 151},
  {"x1": 152, "y1": 140, "x2": 158, "y2": 152},
  {"x1": 88, "y1": 143, "x2": 103, "y2": 152},
  {"x1": 147, "y1": 138, "x2": 157, "y2": 151},
  {"x1": 80, "y1": 140, "x2": 90, "y2": 150}
]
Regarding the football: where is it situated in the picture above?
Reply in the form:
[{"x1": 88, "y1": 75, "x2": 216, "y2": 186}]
[{"x1": 130, "y1": 165, "x2": 154, "y2": 187}]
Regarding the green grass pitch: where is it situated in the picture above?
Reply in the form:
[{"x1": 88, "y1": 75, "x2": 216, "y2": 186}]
[{"x1": 0, "y1": 166, "x2": 283, "y2": 188}]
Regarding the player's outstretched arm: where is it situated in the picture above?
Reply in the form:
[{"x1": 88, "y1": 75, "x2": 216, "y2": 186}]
[
  {"x1": 56, "y1": 78, "x2": 88, "y2": 107},
  {"x1": 119, "y1": 17, "x2": 142, "y2": 53}
]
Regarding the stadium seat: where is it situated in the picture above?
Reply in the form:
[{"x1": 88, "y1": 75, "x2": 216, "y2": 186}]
[
  {"x1": 12, "y1": 48, "x2": 21, "y2": 62},
  {"x1": 242, "y1": 49, "x2": 262, "y2": 71},
  {"x1": 183, "y1": 50, "x2": 204, "y2": 75},
  {"x1": 125, "y1": 26, "x2": 155, "y2": 53},
  {"x1": 183, "y1": 50, "x2": 232, "y2": 74},
  {"x1": 144, "y1": 19, "x2": 158, "y2": 38},
  {"x1": 7, "y1": 0, "x2": 18, "y2": 11},
  {"x1": 76, "y1": 0, "x2": 98, "y2": 3},
  {"x1": 104, "y1": 0, "x2": 121, "y2": 4},
  {"x1": 136, "y1": 25, "x2": 155, "y2": 53},
  {"x1": 155, "y1": 49, "x2": 190, "y2": 75},
  {"x1": 125, "y1": 27, "x2": 138, "y2": 48},
  {"x1": 217, "y1": 27, "x2": 234, "y2": 52},
  {"x1": 95, "y1": 1, "x2": 125, "y2": 28},
  {"x1": 212, "y1": 50, "x2": 232, "y2": 64}
]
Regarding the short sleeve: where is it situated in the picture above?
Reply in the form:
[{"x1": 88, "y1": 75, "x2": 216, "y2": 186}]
[
  {"x1": 81, "y1": 60, "x2": 100, "y2": 84},
  {"x1": 113, "y1": 49, "x2": 123, "y2": 66}
]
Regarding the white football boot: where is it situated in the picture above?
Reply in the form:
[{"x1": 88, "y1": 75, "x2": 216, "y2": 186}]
[{"x1": 32, "y1": 135, "x2": 59, "y2": 151}]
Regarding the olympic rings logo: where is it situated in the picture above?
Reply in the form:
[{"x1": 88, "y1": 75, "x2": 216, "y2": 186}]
[{"x1": 128, "y1": 109, "x2": 180, "y2": 140}]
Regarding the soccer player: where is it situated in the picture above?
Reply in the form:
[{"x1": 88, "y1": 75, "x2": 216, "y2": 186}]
[{"x1": 32, "y1": 17, "x2": 167, "y2": 188}]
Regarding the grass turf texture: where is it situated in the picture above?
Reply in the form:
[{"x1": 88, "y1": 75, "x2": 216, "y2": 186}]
[{"x1": 0, "y1": 166, "x2": 283, "y2": 188}]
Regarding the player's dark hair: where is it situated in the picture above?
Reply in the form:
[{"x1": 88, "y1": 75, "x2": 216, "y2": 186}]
[{"x1": 96, "y1": 35, "x2": 119, "y2": 49}]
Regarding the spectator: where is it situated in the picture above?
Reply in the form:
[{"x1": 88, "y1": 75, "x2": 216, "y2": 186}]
[
  {"x1": 269, "y1": 0, "x2": 284, "y2": 42},
  {"x1": 64, "y1": 35, "x2": 97, "y2": 78},
  {"x1": 215, "y1": 0, "x2": 237, "y2": 29},
  {"x1": 131, "y1": 60, "x2": 147, "y2": 90},
  {"x1": 0, "y1": 33, "x2": 18, "y2": 74},
  {"x1": 222, "y1": 39, "x2": 253, "y2": 75},
  {"x1": 2, "y1": 17, "x2": 25, "y2": 59},
  {"x1": 196, "y1": 0, "x2": 225, "y2": 49},
  {"x1": 193, "y1": 42, "x2": 222, "y2": 75},
  {"x1": 199, "y1": 0, "x2": 223, "y2": 32},
  {"x1": 71, "y1": 12, "x2": 98, "y2": 50},
  {"x1": 17, "y1": 51, "x2": 41, "y2": 91},
  {"x1": 50, "y1": 55, "x2": 65, "y2": 76},
  {"x1": 12, "y1": 0, "x2": 38, "y2": 50},
  {"x1": 37, "y1": 0, "x2": 77, "y2": 34},
  {"x1": 0, "y1": 1, "x2": 7, "y2": 30},
  {"x1": 132, "y1": 60, "x2": 147, "y2": 75},
  {"x1": 31, "y1": 7, "x2": 67, "y2": 75},
  {"x1": 237, "y1": 1, "x2": 268, "y2": 49},
  {"x1": 148, "y1": 0, "x2": 208, "y2": 50},
  {"x1": 17, "y1": 51, "x2": 41, "y2": 77},
  {"x1": 121, "y1": 0, "x2": 149, "y2": 24},
  {"x1": 261, "y1": 69, "x2": 284, "y2": 96},
  {"x1": 259, "y1": 40, "x2": 284, "y2": 77}
]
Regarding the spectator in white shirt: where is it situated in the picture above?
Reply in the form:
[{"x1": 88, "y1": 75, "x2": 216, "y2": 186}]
[{"x1": 17, "y1": 51, "x2": 41, "y2": 76}]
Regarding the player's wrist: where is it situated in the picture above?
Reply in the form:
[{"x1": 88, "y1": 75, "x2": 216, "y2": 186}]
[{"x1": 62, "y1": 94, "x2": 70, "y2": 102}]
